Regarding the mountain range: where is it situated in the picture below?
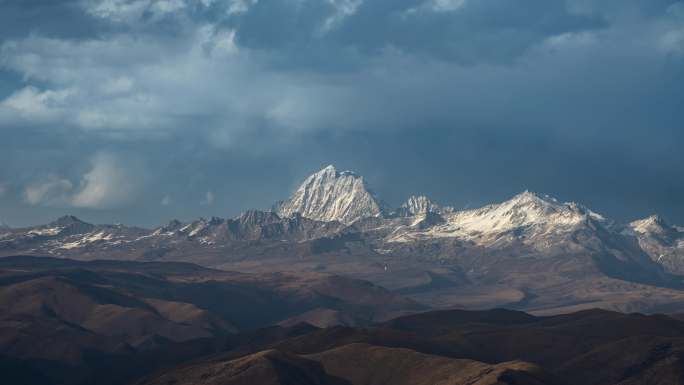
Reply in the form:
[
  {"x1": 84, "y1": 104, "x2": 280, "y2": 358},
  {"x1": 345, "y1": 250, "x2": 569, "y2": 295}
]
[
  {"x1": 5, "y1": 165, "x2": 684, "y2": 385},
  {"x1": 3, "y1": 165, "x2": 684, "y2": 314}
]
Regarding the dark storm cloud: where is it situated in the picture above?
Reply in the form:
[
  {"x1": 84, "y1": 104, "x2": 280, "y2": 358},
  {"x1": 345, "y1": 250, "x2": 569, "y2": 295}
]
[
  {"x1": 0, "y1": 0, "x2": 683, "y2": 227},
  {"x1": 232, "y1": 0, "x2": 606, "y2": 67},
  {"x1": 0, "y1": 0, "x2": 104, "y2": 39}
]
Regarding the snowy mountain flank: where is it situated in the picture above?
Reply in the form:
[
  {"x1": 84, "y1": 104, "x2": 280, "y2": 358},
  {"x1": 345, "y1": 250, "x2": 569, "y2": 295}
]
[
  {"x1": 3, "y1": 164, "x2": 684, "y2": 314},
  {"x1": 628, "y1": 215, "x2": 684, "y2": 275},
  {"x1": 386, "y1": 191, "x2": 610, "y2": 244}
]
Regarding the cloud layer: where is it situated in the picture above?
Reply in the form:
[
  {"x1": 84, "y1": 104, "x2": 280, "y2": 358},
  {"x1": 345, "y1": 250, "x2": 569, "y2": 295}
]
[
  {"x1": 0, "y1": 0, "x2": 683, "y2": 226},
  {"x1": 22, "y1": 152, "x2": 141, "y2": 210}
]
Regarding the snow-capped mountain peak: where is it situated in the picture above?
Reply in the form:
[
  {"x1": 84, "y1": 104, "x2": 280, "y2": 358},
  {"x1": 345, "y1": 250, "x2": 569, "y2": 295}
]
[
  {"x1": 509, "y1": 190, "x2": 557, "y2": 204},
  {"x1": 398, "y1": 195, "x2": 442, "y2": 217},
  {"x1": 447, "y1": 191, "x2": 579, "y2": 233},
  {"x1": 453, "y1": 191, "x2": 607, "y2": 232},
  {"x1": 275, "y1": 165, "x2": 385, "y2": 224},
  {"x1": 627, "y1": 215, "x2": 684, "y2": 274},
  {"x1": 386, "y1": 190, "x2": 610, "y2": 244},
  {"x1": 630, "y1": 215, "x2": 672, "y2": 235},
  {"x1": 50, "y1": 215, "x2": 89, "y2": 227}
]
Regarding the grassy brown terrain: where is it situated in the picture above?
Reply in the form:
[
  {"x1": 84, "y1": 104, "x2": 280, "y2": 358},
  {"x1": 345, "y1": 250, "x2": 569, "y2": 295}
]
[
  {"x1": 0, "y1": 255, "x2": 422, "y2": 385},
  {"x1": 5, "y1": 256, "x2": 684, "y2": 385},
  {"x1": 138, "y1": 307, "x2": 684, "y2": 385}
]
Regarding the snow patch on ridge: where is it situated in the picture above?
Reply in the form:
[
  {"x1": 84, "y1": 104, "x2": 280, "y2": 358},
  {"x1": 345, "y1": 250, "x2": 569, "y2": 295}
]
[
  {"x1": 28, "y1": 227, "x2": 64, "y2": 236},
  {"x1": 630, "y1": 215, "x2": 670, "y2": 235}
]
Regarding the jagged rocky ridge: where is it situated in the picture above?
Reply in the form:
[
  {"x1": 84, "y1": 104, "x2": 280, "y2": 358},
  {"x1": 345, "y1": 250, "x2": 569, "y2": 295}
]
[
  {"x1": 397, "y1": 195, "x2": 452, "y2": 217},
  {"x1": 0, "y1": 211, "x2": 347, "y2": 260}
]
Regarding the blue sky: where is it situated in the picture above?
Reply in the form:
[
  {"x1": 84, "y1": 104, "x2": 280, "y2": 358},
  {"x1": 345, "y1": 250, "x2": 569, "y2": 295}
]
[{"x1": 0, "y1": 0, "x2": 683, "y2": 227}]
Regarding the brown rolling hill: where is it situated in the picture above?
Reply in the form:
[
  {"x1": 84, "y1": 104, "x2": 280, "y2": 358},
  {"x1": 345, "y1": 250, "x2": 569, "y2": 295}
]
[
  {"x1": 307, "y1": 343, "x2": 557, "y2": 385},
  {"x1": 268, "y1": 309, "x2": 684, "y2": 385},
  {"x1": 138, "y1": 307, "x2": 684, "y2": 385},
  {"x1": 141, "y1": 343, "x2": 559, "y2": 385},
  {"x1": 5, "y1": 256, "x2": 684, "y2": 385},
  {"x1": 0, "y1": 255, "x2": 423, "y2": 385},
  {"x1": 139, "y1": 349, "x2": 348, "y2": 385}
]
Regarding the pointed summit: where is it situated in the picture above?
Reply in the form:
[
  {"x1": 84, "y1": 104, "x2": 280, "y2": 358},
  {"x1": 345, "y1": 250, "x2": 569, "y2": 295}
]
[
  {"x1": 50, "y1": 215, "x2": 89, "y2": 227},
  {"x1": 160, "y1": 219, "x2": 184, "y2": 232},
  {"x1": 321, "y1": 164, "x2": 336, "y2": 173},
  {"x1": 508, "y1": 190, "x2": 562, "y2": 207},
  {"x1": 630, "y1": 215, "x2": 672, "y2": 235},
  {"x1": 275, "y1": 165, "x2": 385, "y2": 224},
  {"x1": 398, "y1": 195, "x2": 441, "y2": 217},
  {"x1": 44, "y1": 215, "x2": 95, "y2": 236},
  {"x1": 503, "y1": 191, "x2": 606, "y2": 220}
]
